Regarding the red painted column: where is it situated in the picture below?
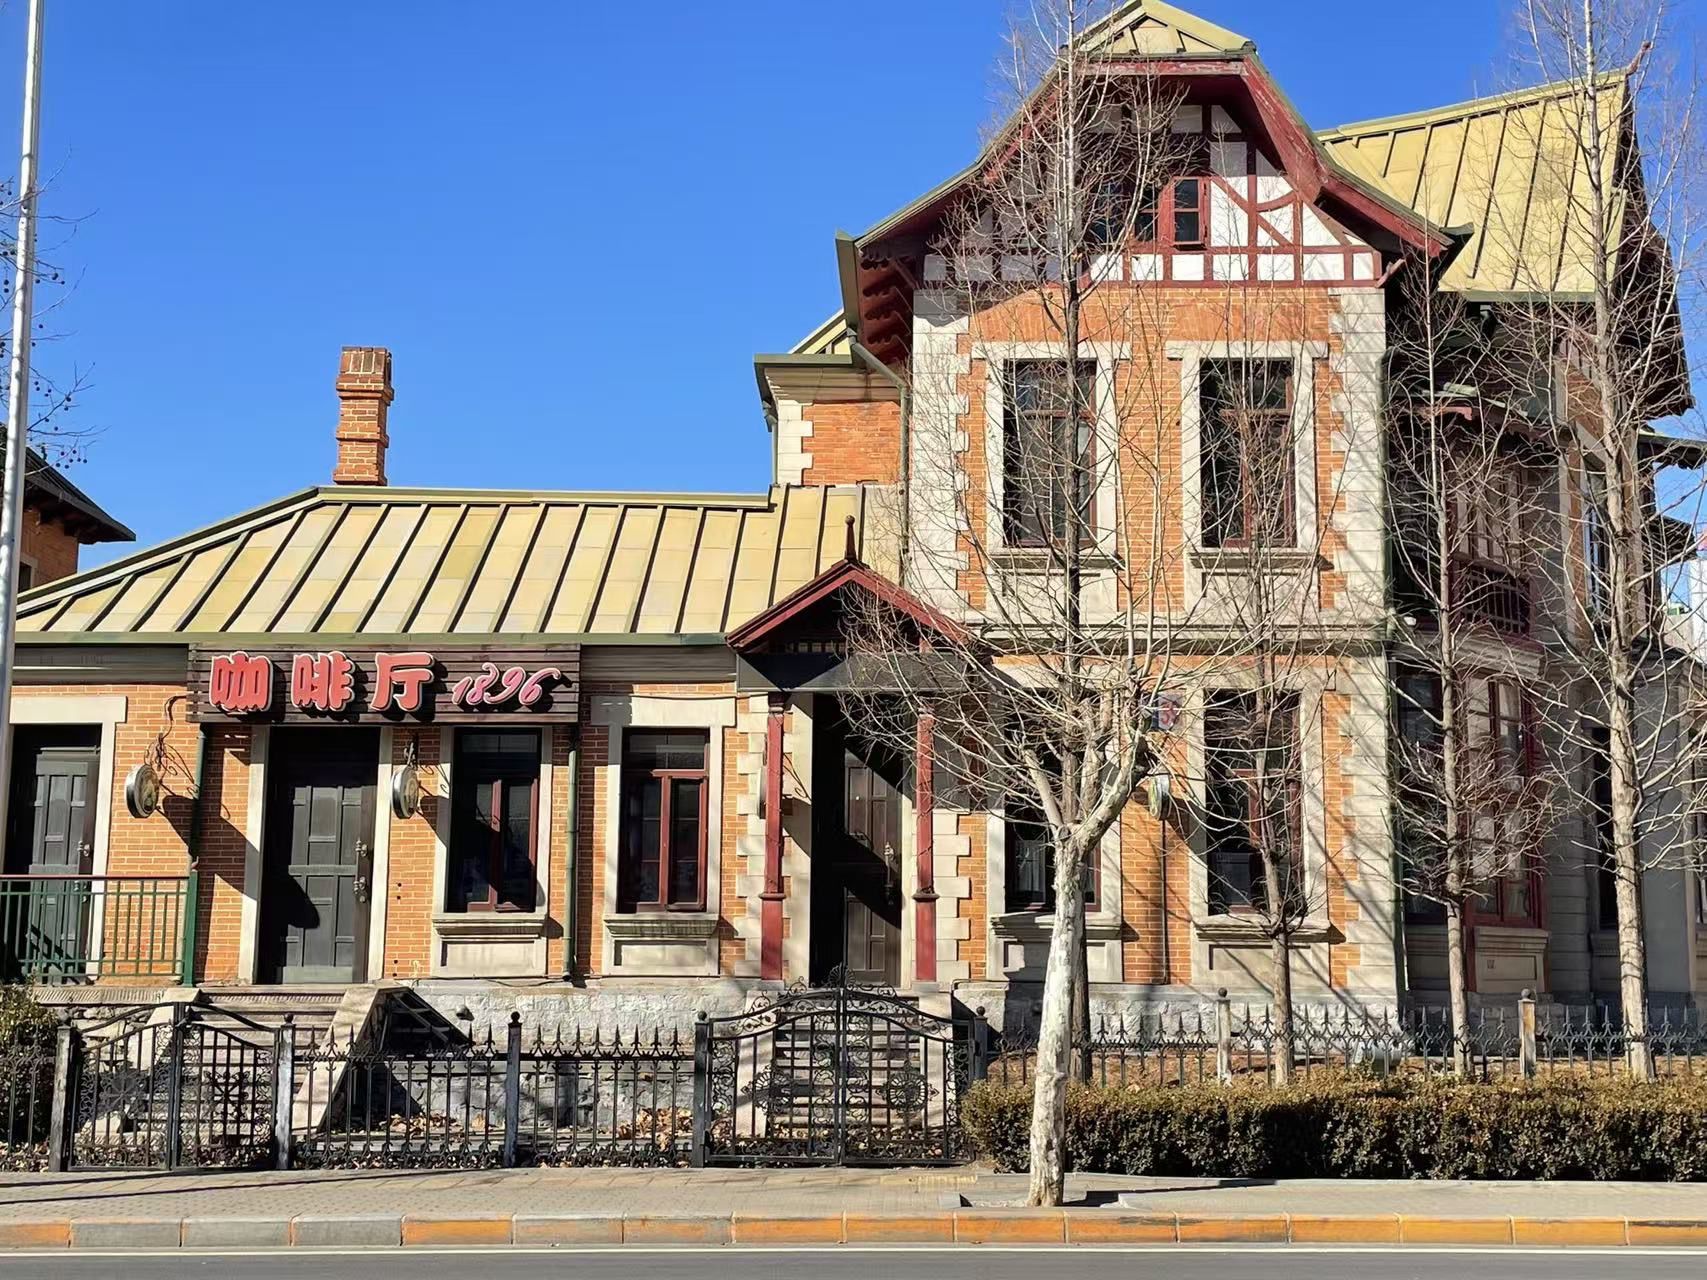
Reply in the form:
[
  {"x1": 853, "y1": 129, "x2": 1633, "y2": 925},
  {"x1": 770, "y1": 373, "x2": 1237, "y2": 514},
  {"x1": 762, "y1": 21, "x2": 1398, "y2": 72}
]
[
  {"x1": 760, "y1": 694, "x2": 787, "y2": 980},
  {"x1": 913, "y1": 708, "x2": 939, "y2": 986}
]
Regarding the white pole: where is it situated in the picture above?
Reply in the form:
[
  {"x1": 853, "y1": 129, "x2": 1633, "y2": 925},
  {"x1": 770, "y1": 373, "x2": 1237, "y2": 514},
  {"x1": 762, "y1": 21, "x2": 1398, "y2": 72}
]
[{"x1": 0, "y1": 0, "x2": 45, "y2": 803}]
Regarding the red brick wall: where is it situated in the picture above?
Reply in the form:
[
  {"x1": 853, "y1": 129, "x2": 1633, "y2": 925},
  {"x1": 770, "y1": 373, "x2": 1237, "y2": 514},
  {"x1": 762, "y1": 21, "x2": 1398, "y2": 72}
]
[
  {"x1": 800, "y1": 401, "x2": 902, "y2": 486},
  {"x1": 195, "y1": 726, "x2": 255, "y2": 982},
  {"x1": 382, "y1": 727, "x2": 441, "y2": 981},
  {"x1": 20, "y1": 510, "x2": 80, "y2": 585}
]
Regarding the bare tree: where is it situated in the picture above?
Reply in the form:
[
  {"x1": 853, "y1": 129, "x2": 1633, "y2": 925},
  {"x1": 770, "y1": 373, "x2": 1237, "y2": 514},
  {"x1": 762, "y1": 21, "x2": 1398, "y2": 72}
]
[
  {"x1": 1492, "y1": 0, "x2": 1707, "y2": 1077},
  {"x1": 1384, "y1": 267, "x2": 1564, "y2": 1073},
  {"x1": 0, "y1": 162, "x2": 97, "y2": 491},
  {"x1": 843, "y1": 0, "x2": 1405, "y2": 1190},
  {"x1": 842, "y1": 0, "x2": 1200, "y2": 1205}
]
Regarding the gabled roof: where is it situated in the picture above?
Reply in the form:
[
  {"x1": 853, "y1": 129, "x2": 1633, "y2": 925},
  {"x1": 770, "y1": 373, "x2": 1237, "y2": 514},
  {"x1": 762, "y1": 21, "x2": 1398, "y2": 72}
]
[
  {"x1": 1321, "y1": 75, "x2": 1630, "y2": 297},
  {"x1": 726, "y1": 555, "x2": 968, "y2": 652},
  {"x1": 1078, "y1": 0, "x2": 1252, "y2": 58},
  {"x1": 19, "y1": 447, "x2": 132, "y2": 544},
  {"x1": 837, "y1": 1, "x2": 1457, "y2": 361},
  {"x1": 17, "y1": 483, "x2": 893, "y2": 645}
]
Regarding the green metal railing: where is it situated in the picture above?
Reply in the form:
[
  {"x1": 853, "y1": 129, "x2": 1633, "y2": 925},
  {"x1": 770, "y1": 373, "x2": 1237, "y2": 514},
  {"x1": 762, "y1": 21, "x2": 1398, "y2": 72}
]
[{"x1": 0, "y1": 873, "x2": 197, "y2": 984}]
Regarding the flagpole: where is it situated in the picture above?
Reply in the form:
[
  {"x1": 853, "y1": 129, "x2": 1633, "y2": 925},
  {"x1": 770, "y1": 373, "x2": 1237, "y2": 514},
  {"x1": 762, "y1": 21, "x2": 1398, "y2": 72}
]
[{"x1": 0, "y1": 0, "x2": 46, "y2": 812}]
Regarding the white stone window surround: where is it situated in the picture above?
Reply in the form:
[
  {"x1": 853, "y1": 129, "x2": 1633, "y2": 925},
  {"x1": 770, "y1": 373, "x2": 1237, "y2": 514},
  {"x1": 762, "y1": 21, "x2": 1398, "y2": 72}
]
[
  {"x1": 429, "y1": 723, "x2": 557, "y2": 977},
  {"x1": 974, "y1": 341, "x2": 1129, "y2": 558},
  {"x1": 985, "y1": 797, "x2": 1124, "y2": 982},
  {"x1": 592, "y1": 693, "x2": 735, "y2": 978},
  {"x1": 6, "y1": 694, "x2": 128, "y2": 974},
  {"x1": 1169, "y1": 339, "x2": 1326, "y2": 573},
  {"x1": 1180, "y1": 680, "x2": 1332, "y2": 952}
]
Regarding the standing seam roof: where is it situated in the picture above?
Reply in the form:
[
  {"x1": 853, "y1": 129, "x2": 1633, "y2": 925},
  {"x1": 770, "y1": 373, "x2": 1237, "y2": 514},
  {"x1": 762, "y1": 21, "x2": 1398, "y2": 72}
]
[
  {"x1": 1320, "y1": 75, "x2": 1630, "y2": 296},
  {"x1": 17, "y1": 485, "x2": 892, "y2": 643}
]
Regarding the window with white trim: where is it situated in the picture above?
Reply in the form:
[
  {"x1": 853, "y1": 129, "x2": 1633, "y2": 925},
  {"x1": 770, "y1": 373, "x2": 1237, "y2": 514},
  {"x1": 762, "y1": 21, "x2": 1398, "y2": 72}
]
[
  {"x1": 1199, "y1": 359, "x2": 1296, "y2": 549},
  {"x1": 617, "y1": 730, "x2": 709, "y2": 912},
  {"x1": 1002, "y1": 359, "x2": 1096, "y2": 548}
]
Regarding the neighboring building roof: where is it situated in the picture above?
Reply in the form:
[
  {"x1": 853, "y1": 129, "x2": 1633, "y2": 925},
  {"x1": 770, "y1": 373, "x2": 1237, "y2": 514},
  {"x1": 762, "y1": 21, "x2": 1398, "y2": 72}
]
[
  {"x1": 16, "y1": 484, "x2": 892, "y2": 645},
  {"x1": 20, "y1": 447, "x2": 134, "y2": 544},
  {"x1": 791, "y1": 314, "x2": 852, "y2": 356},
  {"x1": 1320, "y1": 75, "x2": 1629, "y2": 298}
]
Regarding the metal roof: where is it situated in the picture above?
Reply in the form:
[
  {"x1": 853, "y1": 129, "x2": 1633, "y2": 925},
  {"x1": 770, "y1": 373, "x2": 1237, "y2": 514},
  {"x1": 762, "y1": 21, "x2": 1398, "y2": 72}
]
[
  {"x1": 16, "y1": 484, "x2": 893, "y2": 645},
  {"x1": 1320, "y1": 75, "x2": 1630, "y2": 297},
  {"x1": 1078, "y1": 0, "x2": 1253, "y2": 57}
]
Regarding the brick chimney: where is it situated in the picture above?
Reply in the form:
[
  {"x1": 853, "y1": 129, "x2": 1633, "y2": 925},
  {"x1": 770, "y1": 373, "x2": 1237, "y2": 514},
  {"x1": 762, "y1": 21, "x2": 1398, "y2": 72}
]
[{"x1": 332, "y1": 346, "x2": 393, "y2": 486}]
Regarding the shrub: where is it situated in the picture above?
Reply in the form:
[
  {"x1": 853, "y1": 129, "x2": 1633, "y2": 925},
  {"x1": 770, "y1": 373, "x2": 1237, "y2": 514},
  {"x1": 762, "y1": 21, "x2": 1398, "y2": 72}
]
[
  {"x1": 0, "y1": 989, "x2": 57, "y2": 1165},
  {"x1": 961, "y1": 1074, "x2": 1707, "y2": 1180}
]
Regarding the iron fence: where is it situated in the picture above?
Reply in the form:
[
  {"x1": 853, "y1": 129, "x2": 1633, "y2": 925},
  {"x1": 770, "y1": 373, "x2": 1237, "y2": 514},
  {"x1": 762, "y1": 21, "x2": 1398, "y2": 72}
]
[
  {"x1": 7, "y1": 990, "x2": 1707, "y2": 1175},
  {"x1": 0, "y1": 1022, "x2": 54, "y2": 1170},
  {"x1": 980, "y1": 996, "x2": 1707, "y2": 1087},
  {"x1": 66, "y1": 1004, "x2": 274, "y2": 1170},
  {"x1": 290, "y1": 1015, "x2": 693, "y2": 1169}
]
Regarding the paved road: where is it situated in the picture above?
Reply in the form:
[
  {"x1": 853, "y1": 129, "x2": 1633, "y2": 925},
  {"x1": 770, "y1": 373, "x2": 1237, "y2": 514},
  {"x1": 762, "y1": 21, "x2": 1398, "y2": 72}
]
[{"x1": 2, "y1": 1249, "x2": 1705, "y2": 1279}]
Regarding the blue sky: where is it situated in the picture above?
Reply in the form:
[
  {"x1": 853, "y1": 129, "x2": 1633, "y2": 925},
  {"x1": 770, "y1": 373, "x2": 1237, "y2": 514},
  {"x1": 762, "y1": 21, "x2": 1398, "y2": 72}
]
[{"x1": 0, "y1": 1, "x2": 1549, "y2": 565}]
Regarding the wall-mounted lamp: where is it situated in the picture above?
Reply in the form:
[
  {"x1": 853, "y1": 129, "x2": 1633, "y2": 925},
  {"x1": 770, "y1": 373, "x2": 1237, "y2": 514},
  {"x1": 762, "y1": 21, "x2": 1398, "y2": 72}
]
[{"x1": 391, "y1": 735, "x2": 423, "y2": 819}]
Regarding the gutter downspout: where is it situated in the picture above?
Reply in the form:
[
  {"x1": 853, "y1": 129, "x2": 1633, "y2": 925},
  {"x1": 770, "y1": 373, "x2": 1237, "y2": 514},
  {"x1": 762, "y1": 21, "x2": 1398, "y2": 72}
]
[
  {"x1": 562, "y1": 729, "x2": 581, "y2": 983},
  {"x1": 762, "y1": 402, "x2": 780, "y2": 489},
  {"x1": 182, "y1": 724, "x2": 208, "y2": 987},
  {"x1": 848, "y1": 340, "x2": 909, "y2": 585}
]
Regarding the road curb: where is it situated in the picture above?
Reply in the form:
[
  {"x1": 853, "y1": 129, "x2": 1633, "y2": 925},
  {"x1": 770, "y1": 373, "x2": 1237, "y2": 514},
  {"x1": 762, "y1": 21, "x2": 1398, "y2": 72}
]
[{"x1": 4, "y1": 1210, "x2": 1707, "y2": 1248}]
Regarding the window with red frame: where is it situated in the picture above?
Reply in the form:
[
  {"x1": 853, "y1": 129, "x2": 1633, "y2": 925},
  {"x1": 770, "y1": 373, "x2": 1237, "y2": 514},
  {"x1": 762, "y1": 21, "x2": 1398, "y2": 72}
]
[
  {"x1": 1462, "y1": 464, "x2": 1523, "y2": 568},
  {"x1": 1466, "y1": 678, "x2": 1539, "y2": 925},
  {"x1": 448, "y1": 730, "x2": 540, "y2": 913},
  {"x1": 1002, "y1": 359, "x2": 1097, "y2": 547},
  {"x1": 1086, "y1": 176, "x2": 1159, "y2": 251},
  {"x1": 1172, "y1": 176, "x2": 1205, "y2": 248},
  {"x1": 1201, "y1": 359, "x2": 1297, "y2": 549},
  {"x1": 1204, "y1": 691, "x2": 1303, "y2": 917},
  {"x1": 1004, "y1": 798, "x2": 1098, "y2": 914},
  {"x1": 618, "y1": 731, "x2": 709, "y2": 912}
]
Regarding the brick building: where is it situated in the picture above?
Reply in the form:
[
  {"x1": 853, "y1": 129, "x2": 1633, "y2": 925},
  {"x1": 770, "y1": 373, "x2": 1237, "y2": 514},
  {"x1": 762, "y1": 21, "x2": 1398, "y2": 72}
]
[{"x1": 6, "y1": 0, "x2": 1704, "y2": 1024}]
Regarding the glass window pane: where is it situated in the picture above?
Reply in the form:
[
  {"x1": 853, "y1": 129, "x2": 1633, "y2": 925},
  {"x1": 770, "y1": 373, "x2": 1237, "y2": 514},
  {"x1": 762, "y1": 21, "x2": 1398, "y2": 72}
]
[
  {"x1": 667, "y1": 777, "x2": 704, "y2": 906},
  {"x1": 450, "y1": 779, "x2": 495, "y2": 910},
  {"x1": 460, "y1": 730, "x2": 540, "y2": 759},
  {"x1": 498, "y1": 779, "x2": 535, "y2": 910},
  {"x1": 624, "y1": 731, "x2": 706, "y2": 772},
  {"x1": 1006, "y1": 816, "x2": 1050, "y2": 911},
  {"x1": 623, "y1": 775, "x2": 662, "y2": 906}
]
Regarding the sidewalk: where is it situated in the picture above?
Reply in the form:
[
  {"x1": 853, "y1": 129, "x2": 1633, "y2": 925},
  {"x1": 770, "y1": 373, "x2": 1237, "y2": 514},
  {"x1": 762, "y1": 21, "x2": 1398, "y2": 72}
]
[{"x1": 4, "y1": 1167, "x2": 1707, "y2": 1249}]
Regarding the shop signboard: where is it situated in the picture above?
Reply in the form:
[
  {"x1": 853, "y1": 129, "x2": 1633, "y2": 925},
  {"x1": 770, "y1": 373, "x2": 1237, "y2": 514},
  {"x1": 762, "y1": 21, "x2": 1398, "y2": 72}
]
[{"x1": 189, "y1": 645, "x2": 581, "y2": 724}]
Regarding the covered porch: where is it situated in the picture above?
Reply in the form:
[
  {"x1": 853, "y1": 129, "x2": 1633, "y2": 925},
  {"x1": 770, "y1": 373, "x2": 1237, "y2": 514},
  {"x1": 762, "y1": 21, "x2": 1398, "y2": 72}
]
[{"x1": 727, "y1": 544, "x2": 969, "y2": 994}]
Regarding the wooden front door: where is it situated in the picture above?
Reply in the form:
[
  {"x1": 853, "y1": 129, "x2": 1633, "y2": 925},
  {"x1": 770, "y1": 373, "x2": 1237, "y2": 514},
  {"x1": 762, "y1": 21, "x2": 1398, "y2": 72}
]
[
  {"x1": 260, "y1": 729, "x2": 378, "y2": 984},
  {"x1": 833, "y1": 747, "x2": 903, "y2": 987},
  {"x1": 4, "y1": 728, "x2": 101, "y2": 978}
]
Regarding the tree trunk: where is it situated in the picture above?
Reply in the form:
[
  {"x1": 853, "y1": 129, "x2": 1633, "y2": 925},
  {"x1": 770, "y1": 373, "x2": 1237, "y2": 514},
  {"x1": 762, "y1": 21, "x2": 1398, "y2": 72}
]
[
  {"x1": 1444, "y1": 896, "x2": 1471, "y2": 1077},
  {"x1": 1609, "y1": 695, "x2": 1654, "y2": 1079},
  {"x1": 1269, "y1": 927, "x2": 1294, "y2": 1086},
  {"x1": 1071, "y1": 917, "x2": 1092, "y2": 1082},
  {"x1": 1026, "y1": 836, "x2": 1087, "y2": 1206}
]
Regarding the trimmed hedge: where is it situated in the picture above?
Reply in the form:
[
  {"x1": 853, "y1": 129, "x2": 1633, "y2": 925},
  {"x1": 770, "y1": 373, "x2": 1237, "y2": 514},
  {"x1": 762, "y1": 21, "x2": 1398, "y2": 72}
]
[{"x1": 962, "y1": 1075, "x2": 1707, "y2": 1180}]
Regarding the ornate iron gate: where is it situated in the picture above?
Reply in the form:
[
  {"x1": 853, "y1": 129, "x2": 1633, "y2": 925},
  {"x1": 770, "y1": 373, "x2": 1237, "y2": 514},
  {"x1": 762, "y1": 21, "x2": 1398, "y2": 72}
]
[
  {"x1": 694, "y1": 983, "x2": 971, "y2": 1166},
  {"x1": 69, "y1": 1006, "x2": 275, "y2": 1170}
]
